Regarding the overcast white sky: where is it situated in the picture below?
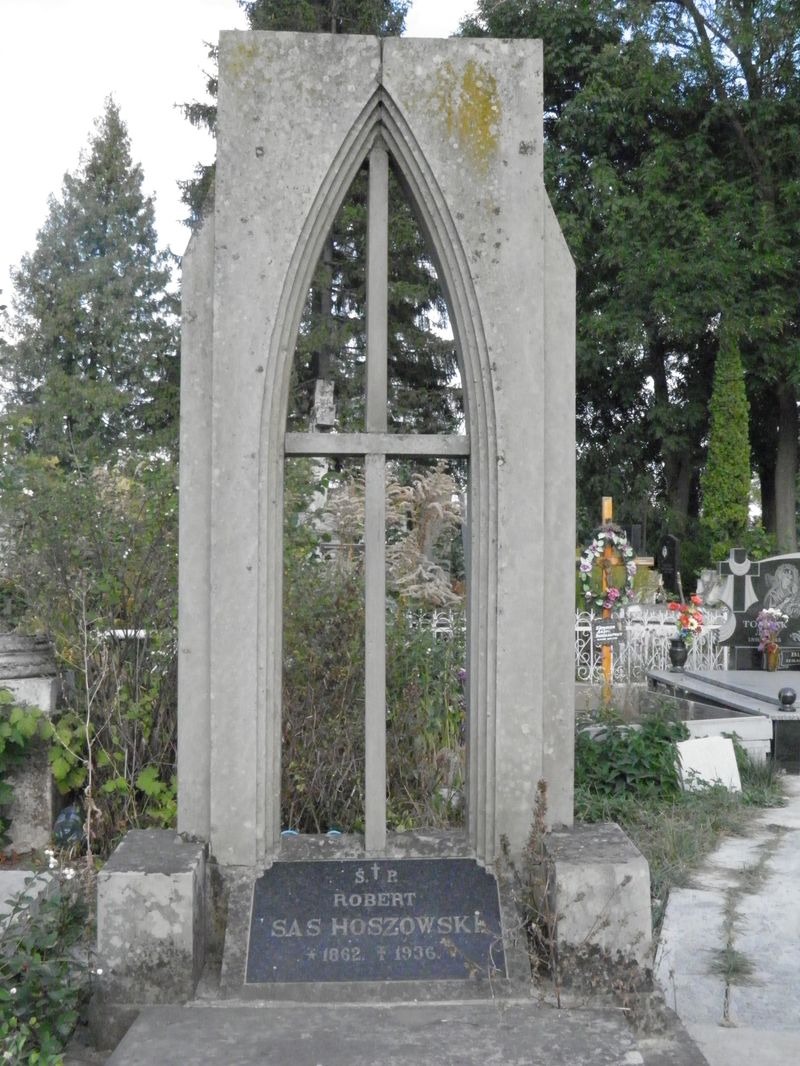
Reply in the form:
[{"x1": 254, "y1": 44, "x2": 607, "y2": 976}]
[{"x1": 0, "y1": 0, "x2": 477, "y2": 308}]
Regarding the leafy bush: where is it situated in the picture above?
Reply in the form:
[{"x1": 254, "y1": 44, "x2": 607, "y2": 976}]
[
  {"x1": 282, "y1": 556, "x2": 465, "y2": 833},
  {"x1": 575, "y1": 714, "x2": 689, "y2": 806},
  {"x1": 282, "y1": 459, "x2": 465, "y2": 833},
  {"x1": 0, "y1": 874, "x2": 88, "y2": 1063},
  {"x1": 0, "y1": 457, "x2": 178, "y2": 856}
]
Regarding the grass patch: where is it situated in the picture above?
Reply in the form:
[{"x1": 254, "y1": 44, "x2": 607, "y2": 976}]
[
  {"x1": 575, "y1": 720, "x2": 785, "y2": 934},
  {"x1": 709, "y1": 944, "x2": 756, "y2": 984}
]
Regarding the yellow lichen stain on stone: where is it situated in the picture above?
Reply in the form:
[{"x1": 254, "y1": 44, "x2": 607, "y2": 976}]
[
  {"x1": 431, "y1": 59, "x2": 500, "y2": 174},
  {"x1": 226, "y1": 40, "x2": 260, "y2": 81}
]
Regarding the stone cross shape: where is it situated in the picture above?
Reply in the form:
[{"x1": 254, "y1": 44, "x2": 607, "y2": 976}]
[{"x1": 284, "y1": 142, "x2": 469, "y2": 852}]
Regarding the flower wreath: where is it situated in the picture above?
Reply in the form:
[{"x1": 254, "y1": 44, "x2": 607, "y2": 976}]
[{"x1": 579, "y1": 526, "x2": 637, "y2": 611}]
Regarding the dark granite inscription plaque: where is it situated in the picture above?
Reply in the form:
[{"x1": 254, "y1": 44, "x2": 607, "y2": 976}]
[
  {"x1": 592, "y1": 619, "x2": 622, "y2": 646},
  {"x1": 246, "y1": 858, "x2": 506, "y2": 984}
]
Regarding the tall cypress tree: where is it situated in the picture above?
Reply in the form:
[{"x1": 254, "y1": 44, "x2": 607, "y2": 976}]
[
  {"x1": 5, "y1": 99, "x2": 178, "y2": 464},
  {"x1": 700, "y1": 327, "x2": 752, "y2": 560}
]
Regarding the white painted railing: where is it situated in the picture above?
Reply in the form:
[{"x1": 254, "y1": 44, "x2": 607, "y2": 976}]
[
  {"x1": 575, "y1": 606, "x2": 730, "y2": 684},
  {"x1": 408, "y1": 604, "x2": 731, "y2": 683}
]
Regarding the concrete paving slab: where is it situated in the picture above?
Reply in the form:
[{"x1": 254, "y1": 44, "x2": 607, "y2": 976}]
[
  {"x1": 686, "y1": 1024, "x2": 800, "y2": 1066},
  {"x1": 753, "y1": 774, "x2": 800, "y2": 829},
  {"x1": 730, "y1": 844, "x2": 800, "y2": 1029},
  {"x1": 107, "y1": 1002, "x2": 646, "y2": 1066},
  {"x1": 701, "y1": 835, "x2": 770, "y2": 871},
  {"x1": 655, "y1": 891, "x2": 728, "y2": 1025},
  {"x1": 657, "y1": 771, "x2": 800, "y2": 1059}
]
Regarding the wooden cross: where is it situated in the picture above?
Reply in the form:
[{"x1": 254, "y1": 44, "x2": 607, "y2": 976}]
[{"x1": 600, "y1": 496, "x2": 620, "y2": 705}]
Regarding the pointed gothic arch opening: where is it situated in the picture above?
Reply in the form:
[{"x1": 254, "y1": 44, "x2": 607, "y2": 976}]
[
  {"x1": 279, "y1": 136, "x2": 472, "y2": 847},
  {"x1": 255, "y1": 94, "x2": 502, "y2": 862}
]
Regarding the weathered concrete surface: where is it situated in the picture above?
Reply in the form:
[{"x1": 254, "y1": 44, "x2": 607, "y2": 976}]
[
  {"x1": 0, "y1": 869, "x2": 54, "y2": 928},
  {"x1": 656, "y1": 775, "x2": 800, "y2": 1064},
  {"x1": 94, "y1": 830, "x2": 207, "y2": 1005},
  {"x1": 2, "y1": 673, "x2": 61, "y2": 852},
  {"x1": 0, "y1": 634, "x2": 58, "y2": 678},
  {"x1": 544, "y1": 822, "x2": 652, "y2": 967},
  {"x1": 106, "y1": 1002, "x2": 642, "y2": 1066},
  {"x1": 179, "y1": 32, "x2": 576, "y2": 868}
]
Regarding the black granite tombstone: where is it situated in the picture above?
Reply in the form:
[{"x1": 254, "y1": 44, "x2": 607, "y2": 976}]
[
  {"x1": 658, "y1": 535, "x2": 680, "y2": 594},
  {"x1": 246, "y1": 858, "x2": 506, "y2": 984},
  {"x1": 716, "y1": 551, "x2": 800, "y2": 669}
]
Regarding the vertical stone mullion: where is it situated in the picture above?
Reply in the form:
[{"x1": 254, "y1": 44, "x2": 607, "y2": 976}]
[{"x1": 364, "y1": 142, "x2": 389, "y2": 852}]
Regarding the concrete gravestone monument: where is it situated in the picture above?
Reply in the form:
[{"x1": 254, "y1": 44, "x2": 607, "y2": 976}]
[
  {"x1": 94, "y1": 33, "x2": 650, "y2": 1037},
  {"x1": 177, "y1": 31, "x2": 576, "y2": 869}
]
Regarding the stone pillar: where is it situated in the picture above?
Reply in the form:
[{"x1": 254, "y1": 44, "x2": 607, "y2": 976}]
[{"x1": 0, "y1": 635, "x2": 61, "y2": 852}]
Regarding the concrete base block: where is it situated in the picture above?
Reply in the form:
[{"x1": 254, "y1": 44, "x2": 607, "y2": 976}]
[
  {"x1": 544, "y1": 822, "x2": 652, "y2": 968},
  {"x1": 2, "y1": 676, "x2": 61, "y2": 853},
  {"x1": 95, "y1": 830, "x2": 207, "y2": 1008}
]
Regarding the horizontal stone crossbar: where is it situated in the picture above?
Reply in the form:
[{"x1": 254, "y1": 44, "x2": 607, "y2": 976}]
[{"x1": 284, "y1": 432, "x2": 470, "y2": 458}]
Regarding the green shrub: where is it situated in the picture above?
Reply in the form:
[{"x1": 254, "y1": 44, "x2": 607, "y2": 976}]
[
  {"x1": 0, "y1": 874, "x2": 88, "y2": 1063},
  {"x1": 575, "y1": 714, "x2": 689, "y2": 806},
  {"x1": 0, "y1": 458, "x2": 178, "y2": 857},
  {"x1": 282, "y1": 459, "x2": 465, "y2": 833}
]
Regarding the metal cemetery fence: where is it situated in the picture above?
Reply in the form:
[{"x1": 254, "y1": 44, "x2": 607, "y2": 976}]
[
  {"x1": 410, "y1": 605, "x2": 730, "y2": 684},
  {"x1": 575, "y1": 605, "x2": 730, "y2": 684}
]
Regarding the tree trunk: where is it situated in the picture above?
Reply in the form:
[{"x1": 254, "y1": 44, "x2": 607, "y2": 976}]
[
  {"x1": 758, "y1": 460, "x2": 776, "y2": 536},
  {"x1": 667, "y1": 456, "x2": 693, "y2": 533},
  {"x1": 774, "y1": 381, "x2": 798, "y2": 552}
]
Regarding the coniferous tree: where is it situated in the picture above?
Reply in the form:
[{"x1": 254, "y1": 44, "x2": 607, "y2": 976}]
[
  {"x1": 700, "y1": 327, "x2": 752, "y2": 560},
  {"x1": 5, "y1": 99, "x2": 178, "y2": 464},
  {"x1": 0, "y1": 102, "x2": 180, "y2": 851}
]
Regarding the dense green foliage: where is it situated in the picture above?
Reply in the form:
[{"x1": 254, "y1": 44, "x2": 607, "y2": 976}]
[
  {"x1": 0, "y1": 103, "x2": 179, "y2": 856},
  {"x1": 575, "y1": 714, "x2": 688, "y2": 802},
  {"x1": 282, "y1": 460, "x2": 465, "y2": 833},
  {"x1": 462, "y1": 1, "x2": 800, "y2": 557},
  {"x1": 701, "y1": 328, "x2": 752, "y2": 559},
  {"x1": 0, "y1": 875, "x2": 88, "y2": 1063},
  {"x1": 4, "y1": 100, "x2": 178, "y2": 462},
  {"x1": 286, "y1": 166, "x2": 461, "y2": 434},
  {"x1": 241, "y1": 0, "x2": 407, "y2": 34}
]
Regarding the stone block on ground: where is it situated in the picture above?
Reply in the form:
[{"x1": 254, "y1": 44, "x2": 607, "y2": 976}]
[
  {"x1": 95, "y1": 829, "x2": 207, "y2": 1007},
  {"x1": 1, "y1": 676, "x2": 61, "y2": 853},
  {"x1": 543, "y1": 821, "x2": 652, "y2": 969}
]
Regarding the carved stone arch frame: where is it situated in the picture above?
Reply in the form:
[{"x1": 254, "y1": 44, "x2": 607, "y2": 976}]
[
  {"x1": 257, "y1": 87, "x2": 499, "y2": 863},
  {"x1": 178, "y1": 32, "x2": 575, "y2": 871}
]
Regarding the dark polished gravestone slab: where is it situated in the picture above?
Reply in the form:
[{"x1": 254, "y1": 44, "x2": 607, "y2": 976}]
[{"x1": 245, "y1": 858, "x2": 506, "y2": 984}]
